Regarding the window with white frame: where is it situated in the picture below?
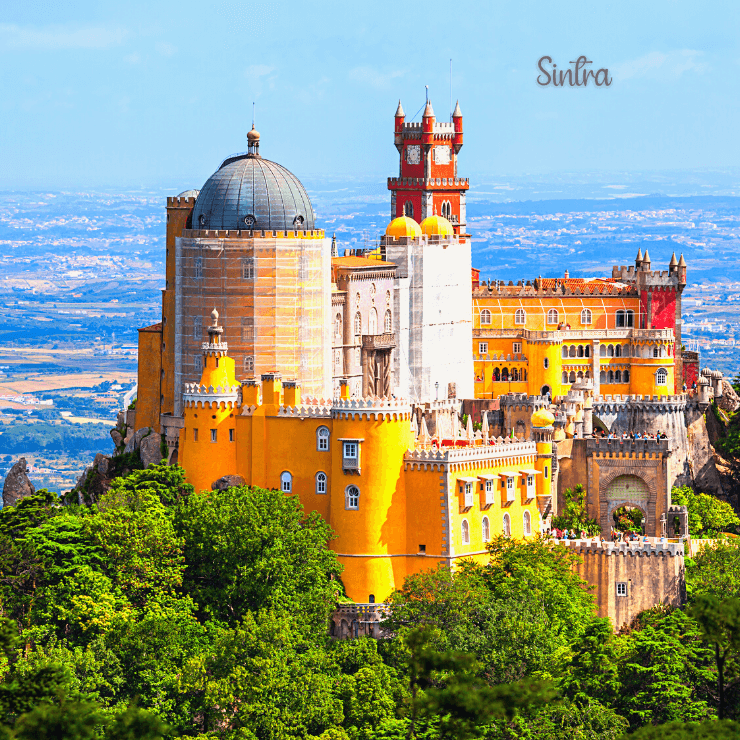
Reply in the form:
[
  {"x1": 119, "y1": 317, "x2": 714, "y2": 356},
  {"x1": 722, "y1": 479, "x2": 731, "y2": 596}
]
[
  {"x1": 384, "y1": 309, "x2": 392, "y2": 333},
  {"x1": 526, "y1": 474, "x2": 535, "y2": 498},
  {"x1": 343, "y1": 441, "x2": 358, "y2": 459},
  {"x1": 482, "y1": 516, "x2": 490, "y2": 542},
  {"x1": 515, "y1": 308, "x2": 526, "y2": 325},
  {"x1": 478, "y1": 342, "x2": 488, "y2": 355},
  {"x1": 346, "y1": 485, "x2": 360, "y2": 510},
  {"x1": 523, "y1": 510, "x2": 532, "y2": 536},
  {"x1": 317, "y1": 426, "x2": 330, "y2": 451},
  {"x1": 280, "y1": 471, "x2": 292, "y2": 493},
  {"x1": 656, "y1": 368, "x2": 668, "y2": 386},
  {"x1": 480, "y1": 309, "x2": 492, "y2": 325},
  {"x1": 484, "y1": 479, "x2": 494, "y2": 505},
  {"x1": 461, "y1": 519, "x2": 470, "y2": 545},
  {"x1": 243, "y1": 355, "x2": 254, "y2": 373},
  {"x1": 502, "y1": 513, "x2": 511, "y2": 537},
  {"x1": 580, "y1": 308, "x2": 592, "y2": 325},
  {"x1": 547, "y1": 309, "x2": 558, "y2": 324},
  {"x1": 242, "y1": 257, "x2": 255, "y2": 279},
  {"x1": 210, "y1": 429, "x2": 217, "y2": 443},
  {"x1": 315, "y1": 472, "x2": 327, "y2": 494},
  {"x1": 616, "y1": 582, "x2": 628, "y2": 597},
  {"x1": 464, "y1": 482, "x2": 474, "y2": 508},
  {"x1": 513, "y1": 342, "x2": 522, "y2": 354},
  {"x1": 505, "y1": 476, "x2": 515, "y2": 502}
]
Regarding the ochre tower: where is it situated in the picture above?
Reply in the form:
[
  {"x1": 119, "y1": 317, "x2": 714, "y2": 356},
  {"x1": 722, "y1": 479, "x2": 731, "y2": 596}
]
[{"x1": 388, "y1": 98, "x2": 468, "y2": 234}]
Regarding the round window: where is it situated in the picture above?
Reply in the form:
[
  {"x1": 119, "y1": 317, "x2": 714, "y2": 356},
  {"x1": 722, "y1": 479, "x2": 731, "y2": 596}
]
[{"x1": 244, "y1": 214, "x2": 256, "y2": 228}]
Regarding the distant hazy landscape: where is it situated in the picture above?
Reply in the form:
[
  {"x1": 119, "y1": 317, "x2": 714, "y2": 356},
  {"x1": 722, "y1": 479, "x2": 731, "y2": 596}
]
[{"x1": 1, "y1": 168, "x2": 739, "y2": 492}]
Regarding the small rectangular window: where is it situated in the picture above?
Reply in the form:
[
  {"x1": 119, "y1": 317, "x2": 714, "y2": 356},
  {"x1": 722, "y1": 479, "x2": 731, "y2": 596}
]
[
  {"x1": 229, "y1": 429, "x2": 234, "y2": 442},
  {"x1": 545, "y1": 466, "x2": 549, "y2": 479},
  {"x1": 464, "y1": 482, "x2": 474, "y2": 508},
  {"x1": 478, "y1": 342, "x2": 488, "y2": 355},
  {"x1": 513, "y1": 342, "x2": 522, "y2": 354},
  {"x1": 343, "y1": 442, "x2": 358, "y2": 459},
  {"x1": 210, "y1": 429, "x2": 217, "y2": 443},
  {"x1": 193, "y1": 429, "x2": 198, "y2": 442},
  {"x1": 241, "y1": 318, "x2": 254, "y2": 341},
  {"x1": 242, "y1": 257, "x2": 255, "y2": 280},
  {"x1": 419, "y1": 544, "x2": 426, "y2": 553},
  {"x1": 616, "y1": 582, "x2": 628, "y2": 597},
  {"x1": 195, "y1": 256, "x2": 203, "y2": 279}
]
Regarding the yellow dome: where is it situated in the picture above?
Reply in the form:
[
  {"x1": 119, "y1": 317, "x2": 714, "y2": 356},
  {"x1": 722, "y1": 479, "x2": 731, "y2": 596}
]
[
  {"x1": 420, "y1": 214, "x2": 454, "y2": 236},
  {"x1": 385, "y1": 216, "x2": 421, "y2": 238},
  {"x1": 531, "y1": 408, "x2": 555, "y2": 428}
]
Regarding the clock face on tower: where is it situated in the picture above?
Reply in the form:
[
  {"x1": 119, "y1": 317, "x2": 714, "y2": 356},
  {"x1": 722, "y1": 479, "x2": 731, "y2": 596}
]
[
  {"x1": 434, "y1": 145, "x2": 451, "y2": 165},
  {"x1": 406, "y1": 145, "x2": 421, "y2": 165}
]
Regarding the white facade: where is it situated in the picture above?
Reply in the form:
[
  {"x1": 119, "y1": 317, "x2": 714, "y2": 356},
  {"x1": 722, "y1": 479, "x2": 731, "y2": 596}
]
[{"x1": 386, "y1": 236, "x2": 473, "y2": 403}]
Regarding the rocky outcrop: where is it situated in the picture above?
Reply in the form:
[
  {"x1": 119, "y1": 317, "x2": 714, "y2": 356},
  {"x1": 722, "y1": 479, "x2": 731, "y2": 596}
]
[
  {"x1": 2, "y1": 458, "x2": 35, "y2": 508},
  {"x1": 124, "y1": 427, "x2": 152, "y2": 455},
  {"x1": 212, "y1": 475, "x2": 246, "y2": 491},
  {"x1": 686, "y1": 413, "x2": 726, "y2": 498},
  {"x1": 139, "y1": 432, "x2": 164, "y2": 468},
  {"x1": 718, "y1": 381, "x2": 740, "y2": 414}
]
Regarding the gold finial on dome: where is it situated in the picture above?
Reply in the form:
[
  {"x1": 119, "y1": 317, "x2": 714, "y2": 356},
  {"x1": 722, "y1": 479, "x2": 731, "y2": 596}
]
[
  {"x1": 531, "y1": 408, "x2": 555, "y2": 428},
  {"x1": 247, "y1": 119, "x2": 260, "y2": 157},
  {"x1": 385, "y1": 216, "x2": 422, "y2": 238}
]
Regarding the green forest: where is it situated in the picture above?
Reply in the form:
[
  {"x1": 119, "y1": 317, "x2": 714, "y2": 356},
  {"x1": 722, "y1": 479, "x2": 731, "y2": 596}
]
[{"x1": 0, "y1": 463, "x2": 739, "y2": 740}]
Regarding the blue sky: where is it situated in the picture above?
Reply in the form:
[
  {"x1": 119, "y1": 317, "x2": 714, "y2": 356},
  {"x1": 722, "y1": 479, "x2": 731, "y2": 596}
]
[{"x1": 1, "y1": 0, "x2": 738, "y2": 189}]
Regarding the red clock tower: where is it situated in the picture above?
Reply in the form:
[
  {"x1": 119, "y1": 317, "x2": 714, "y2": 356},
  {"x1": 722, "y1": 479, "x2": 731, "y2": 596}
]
[{"x1": 387, "y1": 98, "x2": 469, "y2": 234}]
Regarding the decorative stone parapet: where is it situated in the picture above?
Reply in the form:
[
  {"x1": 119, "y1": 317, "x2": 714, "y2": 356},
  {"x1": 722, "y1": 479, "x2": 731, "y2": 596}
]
[{"x1": 331, "y1": 396, "x2": 412, "y2": 421}]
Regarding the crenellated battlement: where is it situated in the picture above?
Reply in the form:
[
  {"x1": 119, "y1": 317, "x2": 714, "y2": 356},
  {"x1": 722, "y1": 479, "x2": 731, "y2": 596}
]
[
  {"x1": 472, "y1": 280, "x2": 636, "y2": 297},
  {"x1": 183, "y1": 382, "x2": 240, "y2": 409},
  {"x1": 586, "y1": 436, "x2": 671, "y2": 455},
  {"x1": 331, "y1": 396, "x2": 412, "y2": 421},
  {"x1": 181, "y1": 228, "x2": 326, "y2": 240},
  {"x1": 166, "y1": 196, "x2": 197, "y2": 207},
  {"x1": 559, "y1": 539, "x2": 684, "y2": 557}
]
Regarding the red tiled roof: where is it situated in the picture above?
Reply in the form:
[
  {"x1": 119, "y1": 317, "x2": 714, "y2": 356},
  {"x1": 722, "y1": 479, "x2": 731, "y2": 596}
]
[{"x1": 139, "y1": 322, "x2": 162, "y2": 332}]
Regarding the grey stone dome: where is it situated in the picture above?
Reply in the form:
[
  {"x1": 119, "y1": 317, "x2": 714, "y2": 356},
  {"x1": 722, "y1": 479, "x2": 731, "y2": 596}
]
[{"x1": 192, "y1": 154, "x2": 315, "y2": 232}]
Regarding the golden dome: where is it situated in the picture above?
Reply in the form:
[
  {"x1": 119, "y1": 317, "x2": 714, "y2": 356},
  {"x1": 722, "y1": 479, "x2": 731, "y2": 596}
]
[
  {"x1": 385, "y1": 216, "x2": 422, "y2": 238},
  {"x1": 531, "y1": 408, "x2": 555, "y2": 428},
  {"x1": 420, "y1": 214, "x2": 454, "y2": 236}
]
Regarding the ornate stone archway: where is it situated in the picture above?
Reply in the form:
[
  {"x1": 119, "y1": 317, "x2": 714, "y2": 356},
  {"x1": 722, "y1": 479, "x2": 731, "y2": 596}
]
[{"x1": 599, "y1": 469, "x2": 656, "y2": 534}]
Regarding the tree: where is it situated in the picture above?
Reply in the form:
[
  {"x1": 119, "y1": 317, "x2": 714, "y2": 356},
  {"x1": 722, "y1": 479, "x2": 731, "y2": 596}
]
[
  {"x1": 690, "y1": 595, "x2": 740, "y2": 720},
  {"x1": 626, "y1": 719, "x2": 740, "y2": 739},
  {"x1": 551, "y1": 485, "x2": 600, "y2": 536},
  {"x1": 174, "y1": 485, "x2": 341, "y2": 634},
  {"x1": 687, "y1": 538, "x2": 740, "y2": 599},
  {"x1": 671, "y1": 487, "x2": 739, "y2": 538}
]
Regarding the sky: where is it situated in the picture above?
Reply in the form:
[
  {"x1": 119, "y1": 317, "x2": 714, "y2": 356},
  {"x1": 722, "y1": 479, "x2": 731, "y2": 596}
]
[{"x1": 1, "y1": 0, "x2": 739, "y2": 190}]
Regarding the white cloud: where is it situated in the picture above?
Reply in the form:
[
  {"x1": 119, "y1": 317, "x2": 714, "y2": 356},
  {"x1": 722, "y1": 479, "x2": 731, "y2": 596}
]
[
  {"x1": 0, "y1": 23, "x2": 127, "y2": 51},
  {"x1": 348, "y1": 66, "x2": 404, "y2": 90},
  {"x1": 155, "y1": 41, "x2": 177, "y2": 58},
  {"x1": 244, "y1": 65, "x2": 277, "y2": 98},
  {"x1": 613, "y1": 49, "x2": 709, "y2": 82}
]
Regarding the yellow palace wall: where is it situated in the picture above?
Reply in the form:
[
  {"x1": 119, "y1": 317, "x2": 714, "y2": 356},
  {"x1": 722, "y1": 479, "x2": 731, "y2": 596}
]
[{"x1": 179, "y1": 373, "x2": 550, "y2": 603}]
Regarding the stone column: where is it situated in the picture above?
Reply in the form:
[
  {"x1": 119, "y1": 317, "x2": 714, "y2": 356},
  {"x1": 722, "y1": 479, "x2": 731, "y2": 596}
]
[{"x1": 592, "y1": 340, "x2": 601, "y2": 397}]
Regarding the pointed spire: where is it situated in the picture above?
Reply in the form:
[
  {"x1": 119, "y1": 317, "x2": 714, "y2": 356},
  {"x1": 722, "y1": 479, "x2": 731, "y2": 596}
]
[
  {"x1": 669, "y1": 252, "x2": 678, "y2": 267},
  {"x1": 395, "y1": 99, "x2": 404, "y2": 117},
  {"x1": 466, "y1": 414, "x2": 474, "y2": 441},
  {"x1": 331, "y1": 233, "x2": 338, "y2": 258},
  {"x1": 635, "y1": 248, "x2": 643, "y2": 263},
  {"x1": 410, "y1": 414, "x2": 418, "y2": 437},
  {"x1": 423, "y1": 99, "x2": 435, "y2": 118},
  {"x1": 643, "y1": 249, "x2": 651, "y2": 264},
  {"x1": 419, "y1": 416, "x2": 430, "y2": 443},
  {"x1": 452, "y1": 99, "x2": 462, "y2": 117},
  {"x1": 678, "y1": 253, "x2": 687, "y2": 267}
]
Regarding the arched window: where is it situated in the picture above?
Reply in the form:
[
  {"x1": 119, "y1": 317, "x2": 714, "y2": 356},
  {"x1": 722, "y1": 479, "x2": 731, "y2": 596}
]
[
  {"x1": 523, "y1": 511, "x2": 531, "y2": 536},
  {"x1": 569, "y1": 371, "x2": 576, "y2": 383},
  {"x1": 577, "y1": 371, "x2": 584, "y2": 381},
  {"x1": 615, "y1": 370, "x2": 622, "y2": 383},
  {"x1": 569, "y1": 345, "x2": 576, "y2": 358},
  {"x1": 616, "y1": 310, "x2": 625, "y2": 327},
  {"x1": 562, "y1": 371, "x2": 569, "y2": 384},
  {"x1": 384, "y1": 309, "x2": 392, "y2": 333},
  {"x1": 608, "y1": 370, "x2": 614, "y2": 384},
  {"x1": 501, "y1": 367, "x2": 509, "y2": 381},
  {"x1": 547, "y1": 309, "x2": 558, "y2": 325},
  {"x1": 585, "y1": 345, "x2": 591, "y2": 357},
  {"x1": 404, "y1": 201, "x2": 414, "y2": 218},
  {"x1": 315, "y1": 472, "x2": 327, "y2": 494},
  {"x1": 624, "y1": 369, "x2": 630, "y2": 382},
  {"x1": 243, "y1": 355, "x2": 254, "y2": 373},
  {"x1": 515, "y1": 308, "x2": 526, "y2": 325},
  {"x1": 608, "y1": 345, "x2": 614, "y2": 358},
  {"x1": 511, "y1": 368, "x2": 519, "y2": 381},
  {"x1": 493, "y1": 367, "x2": 500, "y2": 382},
  {"x1": 577, "y1": 345, "x2": 584, "y2": 358},
  {"x1": 503, "y1": 513, "x2": 511, "y2": 537},
  {"x1": 581, "y1": 309, "x2": 592, "y2": 325},
  {"x1": 482, "y1": 516, "x2": 490, "y2": 543},
  {"x1": 653, "y1": 346, "x2": 660, "y2": 358},
  {"x1": 346, "y1": 485, "x2": 360, "y2": 510},
  {"x1": 461, "y1": 520, "x2": 470, "y2": 545},
  {"x1": 369, "y1": 308, "x2": 378, "y2": 335},
  {"x1": 599, "y1": 371, "x2": 606, "y2": 383},
  {"x1": 615, "y1": 345, "x2": 622, "y2": 357},
  {"x1": 656, "y1": 368, "x2": 668, "y2": 386},
  {"x1": 354, "y1": 312, "x2": 362, "y2": 335},
  {"x1": 334, "y1": 313, "x2": 342, "y2": 339},
  {"x1": 280, "y1": 471, "x2": 292, "y2": 493},
  {"x1": 480, "y1": 309, "x2": 492, "y2": 325},
  {"x1": 625, "y1": 310, "x2": 635, "y2": 327},
  {"x1": 600, "y1": 344, "x2": 606, "y2": 357},
  {"x1": 317, "y1": 426, "x2": 330, "y2": 451},
  {"x1": 562, "y1": 346, "x2": 568, "y2": 359}
]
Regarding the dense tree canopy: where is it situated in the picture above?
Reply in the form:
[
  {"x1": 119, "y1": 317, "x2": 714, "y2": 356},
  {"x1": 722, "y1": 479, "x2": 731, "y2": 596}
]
[{"x1": 0, "y1": 462, "x2": 737, "y2": 739}]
